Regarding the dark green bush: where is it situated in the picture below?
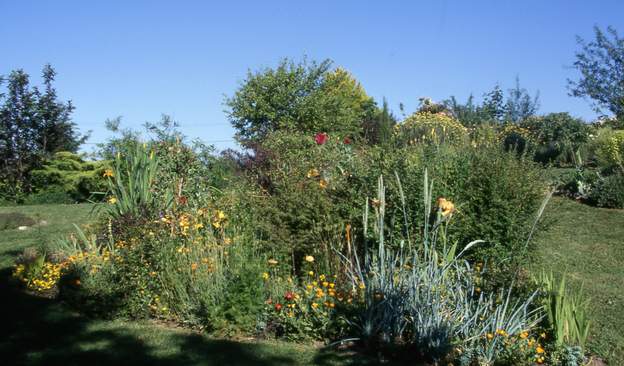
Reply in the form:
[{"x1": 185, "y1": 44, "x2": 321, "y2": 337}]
[
  {"x1": 29, "y1": 151, "x2": 108, "y2": 202},
  {"x1": 589, "y1": 173, "x2": 624, "y2": 208},
  {"x1": 521, "y1": 113, "x2": 590, "y2": 166}
]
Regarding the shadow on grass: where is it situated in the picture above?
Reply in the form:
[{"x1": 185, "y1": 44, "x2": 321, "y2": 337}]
[{"x1": 0, "y1": 267, "x2": 299, "y2": 366}]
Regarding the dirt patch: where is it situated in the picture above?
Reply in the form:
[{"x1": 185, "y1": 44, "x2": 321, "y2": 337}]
[{"x1": 0, "y1": 212, "x2": 37, "y2": 230}]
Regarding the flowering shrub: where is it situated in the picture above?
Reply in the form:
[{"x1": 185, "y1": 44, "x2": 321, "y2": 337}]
[
  {"x1": 12, "y1": 258, "x2": 64, "y2": 293},
  {"x1": 394, "y1": 111, "x2": 468, "y2": 146}
]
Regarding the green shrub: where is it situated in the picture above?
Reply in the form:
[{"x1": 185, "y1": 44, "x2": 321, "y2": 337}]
[
  {"x1": 30, "y1": 151, "x2": 108, "y2": 202},
  {"x1": 22, "y1": 187, "x2": 74, "y2": 205},
  {"x1": 589, "y1": 173, "x2": 624, "y2": 208},
  {"x1": 521, "y1": 113, "x2": 590, "y2": 166},
  {"x1": 251, "y1": 131, "x2": 547, "y2": 274},
  {"x1": 589, "y1": 128, "x2": 624, "y2": 173}
]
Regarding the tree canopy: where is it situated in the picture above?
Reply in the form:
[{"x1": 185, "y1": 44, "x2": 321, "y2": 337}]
[
  {"x1": 569, "y1": 26, "x2": 624, "y2": 120},
  {"x1": 225, "y1": 58, "x2": 375, "y2": 147},
  {"x1": 0, "y1": 64, "x2": 87, "y2": 197}
]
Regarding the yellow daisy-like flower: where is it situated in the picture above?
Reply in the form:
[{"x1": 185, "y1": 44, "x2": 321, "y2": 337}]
[
  {"x1": 304, "y1": 255, "x2": 315, "y2": 263},
  {"x1": 520, "y1": 331, "x2": 529, "y2": 339},
  {"x1": 536, "y1": 346, "x2": 545, "y2": 354},
  {"x1": 108, "y1": 196, "x2": 117, "y2": 204},
  {"x1": 262, "y1": 272, "x2": 269, "y2": 280},
  {"x1": 311, "y1": 302, "x2": 319, "y2": 309},
  {"x1": 102, "y1": 169, "x2": 114, "y2": 178},
  {"x1": 318, "y1": 179, "x2": 328, "y2": 189},
  {"x1": 486, "y1": 333, "x2": 494, "y2": 340}
]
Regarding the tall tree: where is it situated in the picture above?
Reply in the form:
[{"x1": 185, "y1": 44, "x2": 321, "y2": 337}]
[
  {"x1": 363, "y1": 97, "x2": 396, "y2": 145},
  {"x1": 568, "y1": 26, "x2": 624, "y2": 120},
  {"x1": 0, "y1": 64, "x2": 86, "y2": 196},
  {"x1": 226, "y1": 58, "x2": 374, "y2": 147}
]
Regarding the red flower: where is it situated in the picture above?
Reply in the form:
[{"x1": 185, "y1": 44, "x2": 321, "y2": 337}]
[
  {"x1": 275, "y1": 303, "x2": 283, "y2": 312},
  {"x1": 284, "y1": 291, "x2": 294, "y2": 301},
  {"x1": 315, "y1": 133, "x2": 328, "y2": 145},
  {"x1": 343, "y1": 137, "x2": 351, "y2": 145}
]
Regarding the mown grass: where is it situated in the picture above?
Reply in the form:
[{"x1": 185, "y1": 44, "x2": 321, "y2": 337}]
[
  {"x1": 0, "y1": 204, "x2": 393, "y2": 366},
  {"x1": 532, "y1": 196, "x2": 624, "y2": 364}
]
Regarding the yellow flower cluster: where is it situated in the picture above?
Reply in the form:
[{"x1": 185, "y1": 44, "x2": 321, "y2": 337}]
[
  {"x1": 395, "y1": 112, "x2": 467, "y2": 146},
  {"x1": 12, "y1": 262, "x2": 64, "y2": 292}
]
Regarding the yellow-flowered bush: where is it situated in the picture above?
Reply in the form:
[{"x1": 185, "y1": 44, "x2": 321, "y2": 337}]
[
  {"x1": 394, "y1": 112, "x2": 468, "y2": 146},
  {"x1": 591, "y1": 128, "x2": 624, "y2": 171}
]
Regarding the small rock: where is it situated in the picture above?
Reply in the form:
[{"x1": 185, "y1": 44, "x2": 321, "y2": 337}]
[
  {"x1": 39, "y1": 220, "x2": 48, "y2": 226},
  {"x1": 17, "y1": 226, "x2": 29, "y2": 231}
]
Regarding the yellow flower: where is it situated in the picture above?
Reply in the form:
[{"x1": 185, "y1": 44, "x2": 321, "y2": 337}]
[
  {"x1": 102, "y1": 169, "x2": 114, "y2": 178},
  {"x1": 108, "y1": 196, "x2": 117, "y2": 204},
  {"x1": 311, "y1": 302, "x2": 319, "y2": 309},
  {"x1": 212, "y1": 220, "x2": 221, "y2": 229},
  {"x1": 306, "y1": 168, "x2": 320, "y2": 178},
  {"x1": 536, "y1": 346, "x2": 545, "y2": 354},
  {"x1": 267, "y1": 259, "x2": 278, "y2": 265},
  {"x1": 304, "y1": 255, "x2": 314, "y2": 263},
  {"x1": 194, "y1": 223, "x2": 203, "y2": 230},
  {"x1": 520, "y1": 331, "x2": 529, "y2": 339},
  {"x1": 318, "y1": 179, "x2": 328, "y2": 189},
  {"x1": 216, "y1": 210, "x2": 226, "y2": 220},
  {"x1": 262, "y1": 272, "x2": 269, "y2": 280},
  {"x1": 308, "y1": 271, "x2": 314, "y2": 276},
  {"x1": 486, "y1": 333, "x2": 494, "y2": 340},
  {"x1": 436, "y1": 197, "x2": 455, "y2": 216},
  {"x1": 319, "y1": 274, "x2": 326, "y2": 281}
]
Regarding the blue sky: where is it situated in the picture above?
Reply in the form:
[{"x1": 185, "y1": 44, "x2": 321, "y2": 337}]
[{"x1": 1, "y1": 0, "x2": 623, "y2": 152}]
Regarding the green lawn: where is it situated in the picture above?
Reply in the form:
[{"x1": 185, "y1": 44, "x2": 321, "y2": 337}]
[
  {"x1": 1, "y1": 200, "x2": 622, "y2": 365},
  {"x1": 0, "y1": 205, "x2": 387, "y2": 365},
  {"x1": 532, "y1": 197, "x2": 624, "y2": 364}
]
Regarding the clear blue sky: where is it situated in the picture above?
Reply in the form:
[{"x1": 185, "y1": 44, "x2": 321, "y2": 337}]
[{"x1": 2, "y1": 0, "x2": 623, "y2": 152}]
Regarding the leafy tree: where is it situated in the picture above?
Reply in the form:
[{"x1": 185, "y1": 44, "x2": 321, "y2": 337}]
[
  {"x1": 226, "y1": 58, "x2": 374, "y2": 147},
  {"x1": 482, "y1": 84, "x2": 506, "y2": 122},
  {"x1": 0, "y1": 64, "x2": 86, "y2": 197},
  {"x1": 569, "y1": 26, "x2": 624, "y2": 120},
  {"x1": 443, "y1": 95, "x2": 485, "y2": 127},
  {"x1": 444, "y1": 80, "x2": 539, "y2": 126},
  {"x1": 504, "y1": 77, "x2": 540, "y2": 123}
]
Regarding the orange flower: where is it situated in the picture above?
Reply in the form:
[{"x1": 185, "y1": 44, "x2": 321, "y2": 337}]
[{"x1": 436, "y1": 197, "x2": 455, "y2": 216}]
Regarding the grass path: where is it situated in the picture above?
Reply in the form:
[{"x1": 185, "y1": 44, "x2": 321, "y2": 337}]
[{"x1": 532, "y1": 197, "x2": 624, "y2": 364}]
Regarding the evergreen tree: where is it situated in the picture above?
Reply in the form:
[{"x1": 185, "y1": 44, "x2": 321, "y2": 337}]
[{"x1": 0, "y1": 64, "x2": 86, "y2": 197}]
